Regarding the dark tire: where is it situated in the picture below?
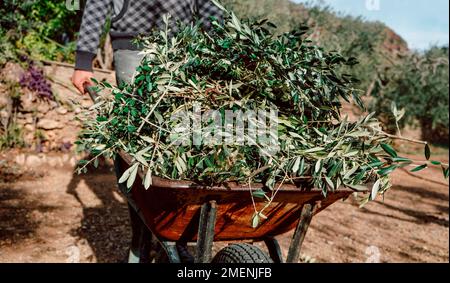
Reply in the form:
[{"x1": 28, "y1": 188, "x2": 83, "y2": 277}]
[{"x1": 212, "y1": 243, "x2": 273, "y2": 263}]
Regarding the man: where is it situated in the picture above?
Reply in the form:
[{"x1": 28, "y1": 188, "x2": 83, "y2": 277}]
[
  {"x1": 71, "y1": 0, "x2": 223, "y2": 262},
  {"x1": 72, "y1": 0, "x2": 222, "y2": 91}
]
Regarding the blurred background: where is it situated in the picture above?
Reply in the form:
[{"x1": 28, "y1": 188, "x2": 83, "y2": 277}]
[{"x1": 0, "y1": 0, "x2": 448, "y2": 263}]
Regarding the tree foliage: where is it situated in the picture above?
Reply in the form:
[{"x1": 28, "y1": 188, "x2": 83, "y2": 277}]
[
  {"x1": 0, "y1": 0, "x2": 81, "y2": 63},
  {"x1": 370, "y1": 46, "x2": 449, "y2": 144}
]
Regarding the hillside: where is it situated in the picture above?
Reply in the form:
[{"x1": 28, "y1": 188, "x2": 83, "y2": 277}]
[{"x1": 224, "y1": 0, "x2": 409, "y2": 90}]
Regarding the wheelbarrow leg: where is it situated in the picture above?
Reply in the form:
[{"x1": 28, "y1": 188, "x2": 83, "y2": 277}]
[
  {"x1": 264, "y1": 237, "x2": 283, "y2": 263},
  {"x1": 286, "y1": 203, "x2": 315, "y2": 263},
  {"x1": 158, "y1": 242, "x2": 181, "y2": 263},
  {"x1": 127, "y1": 204, "x2": 153, "y2": 263},
  {"x1": 195, "y1": 200, "x2": 217, "y2": 263},
  {"x1": 115, "y1": 158, "x2": 156, "y2": 263}
]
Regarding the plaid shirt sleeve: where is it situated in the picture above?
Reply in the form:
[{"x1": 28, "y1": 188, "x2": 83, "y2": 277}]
[
  {"x1": 196, "y1": 0, "x2": 224, "y2": 29},
  {"x1": 75, "y1": 0, "x2": 112, "y2": 71}
]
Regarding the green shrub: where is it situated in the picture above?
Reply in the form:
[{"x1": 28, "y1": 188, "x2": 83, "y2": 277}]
[
  {"x1": 0, "y1": 0, "x2": 80, "y2": 63},
  {"x1": 370, "y1": 46, "x2": 449, "y2": 145},
  {"x1": 0, "y1": 122, "x2": 24, "y2": 150}
]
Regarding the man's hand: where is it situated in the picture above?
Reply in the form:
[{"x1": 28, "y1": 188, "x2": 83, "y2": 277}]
[{"x1": 72, "y1": 70, "x2": 94, "y2": 94}]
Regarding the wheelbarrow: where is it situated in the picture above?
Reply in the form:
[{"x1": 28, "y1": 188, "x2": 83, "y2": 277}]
[{"x1": 85, "y1": 86, "x2": 367, "y2": 263}]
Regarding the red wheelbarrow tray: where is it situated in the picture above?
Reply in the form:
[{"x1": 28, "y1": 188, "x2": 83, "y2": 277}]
[{"x1": 116, "y1": 151, "x2": 366, "y2": 243}]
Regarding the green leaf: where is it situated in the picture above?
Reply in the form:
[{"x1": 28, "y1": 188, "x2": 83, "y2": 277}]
[
  {"x1": 392, "y1": 157, "x2": 412, "y2": 163},
  {"x1": 390, "y1": 101, "x2": 398, "y2": 117},
  {"x1": 251, "y1": 213, "x2": 260, "y2": 228},
  {"x1": 347, "y1": 131, "x2": 368, "y2": 138},
  {"x1": 411, "y1": 164, "x2": 427, "y2": 173},
  {"x1": 292, "y1": 157, "x2": 301, "y2": 173},
  {"x1": 134, "y1": 153, "x2": 149, "y2": 166},
  {"x1": 431, "y1": 161, "x2": 441, "y2": 166},
  {"x1": 119, "y1": 163, "x2": 138, "y2": 184},
  {"x1": 154, "y1": 111, "x2": 164, "y2": 124},
  {"x1": 371, "y1": 179, "x2": 381, "y2": 201},
  {"x1": 343, "y1": 151, "x2": 359, "y2": 157},
  {"x1": 298, "y1": 158, "x2": 305, "y2": 176},
  {"x1": 425, "y1": 144, "x2": 431, "y2": 160},
  {"x1": 127, "y1": 163, "x2": 139, "y2": 189},
  {"x1": 252, "y1": 190, "x2": 266, "y2": 199},
  {"x1": 378, "y1": 165, "x2": 397, "y2": 176},
  {"x1": 93, "y1": 158, "x2": 99, "y2": 169},
  {"x1": 211, "y1": 0, "x2": 228, "y2": 13},
  {"x1": 325, "y1": 177, "x2": 335, "y2": 191},
  {"x1": 328, "y1": 160, "x2": 342, "y2": 178},
  {"x1": 289, "y1": 132, "x2": 303, "y2": 139},
  {"x1": 144, "y1": 168, "x2": 152, "y2": 190},
  {"x1": 396, "y1": 108, "x2": 406, "y2": 122},
  {"x1": 381, "y1": 143, "x2": 397, "y2": 158},
  {"x1": 314, "y1": 160, "x2": 322, "y2": 174},
  {"x1": 305, "y1": 147, "x2": 325, "y2": 153},
  {"x1": 258, "y1": 212, "x2": 268, "y2": 220},
  {"x1": 343, "y1": 166, "x2": 359, "y2": 180},
  {"x1": 267, "y1": 22, "x2": 277, "y2": 29},
  {"x1": 363, "y1": 161, "x2": 384, "y2": 170}
]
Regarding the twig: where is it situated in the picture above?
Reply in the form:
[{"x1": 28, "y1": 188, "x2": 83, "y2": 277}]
[
  {"x1": 248, "y1": 165, "x2": 271, "y2": 179},
  {"x1": 400, "y1": 168, "x2": 449, "y2": 187},
  {"x1": 137, "y1": 73, "x2": 173, "y2": 133},
  {"x1": 376, "y1": 129, "x2": 427, "y2": 145}
]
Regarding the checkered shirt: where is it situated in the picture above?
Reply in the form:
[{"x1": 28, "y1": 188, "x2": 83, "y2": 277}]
[{"x1": 75, "y1": 0, "x2": 223, "y2": 71}]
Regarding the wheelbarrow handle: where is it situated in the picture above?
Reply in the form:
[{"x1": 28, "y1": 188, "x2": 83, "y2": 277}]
[{"x1": 83, "y1": 82, "x2": 99, "y2": 102}]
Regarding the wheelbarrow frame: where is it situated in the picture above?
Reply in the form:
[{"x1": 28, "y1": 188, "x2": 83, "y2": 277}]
[{"x1": 114, "y1": 152, "x2": 359, "y2": 263}]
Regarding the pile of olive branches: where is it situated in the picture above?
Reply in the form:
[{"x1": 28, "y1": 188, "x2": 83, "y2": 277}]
[{"x1": 76, "y1": 1, "x2": 448, "y2": 218}]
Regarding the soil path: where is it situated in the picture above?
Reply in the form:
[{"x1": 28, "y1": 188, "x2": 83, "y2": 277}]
[{"x1": 0, "y1": 151, "x2": 448, "y2": 263}]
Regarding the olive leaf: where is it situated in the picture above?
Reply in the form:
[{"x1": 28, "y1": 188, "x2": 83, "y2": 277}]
[
  {"x1": 252, "y1": 190, "x2": 266, "y2": 199},
  {"x1": 251, "y1": 213, "x2": 260, "y2": 228},
  {"x1": 381, "y1": 143, "x2": 397, "y2": 158},
  {"x1": 127, "y1": 163, "x2": 139, "y2": 189},
  {"x1": 371, "y1": 179, "x2": 381, "y2": 201},
  {"x1": 118, "y1": 163, "x2": 139, "y2": 184},
  {"x1": 425, "y1": 144, "x2": 431, "y2": 160},
  {"x1": 144, "y1": 168, "x2": 153, "y2": 190},
  {"x1": 292, "y1": 157, "x2": 301, "y2": 173},
  {"x1": 411, "y1": 164, "x2": 427, "y2": 173}
]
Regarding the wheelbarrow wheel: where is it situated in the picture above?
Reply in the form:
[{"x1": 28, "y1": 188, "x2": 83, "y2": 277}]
[{"x1": 212, "y1": 243, "x2": 273, "y2": 263}]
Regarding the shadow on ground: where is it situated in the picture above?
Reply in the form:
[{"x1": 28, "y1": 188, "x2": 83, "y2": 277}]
[
  {"x1": 0, "y1": 185, "x2": 57, "y2": 245},
  {"x1": 66, "y1": 163, "x2": 131, "y2": 263},
  {"x1": 361, "y1": 184, "x2": 449, "y2": 228}
]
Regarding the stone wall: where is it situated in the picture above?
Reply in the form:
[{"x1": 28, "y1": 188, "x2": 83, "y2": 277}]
[{"x1": 0, "y1": 62, "x2": 115, "y2": 152}]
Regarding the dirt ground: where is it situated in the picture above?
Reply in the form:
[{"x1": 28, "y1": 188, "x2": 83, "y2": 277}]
[{"x1": 0, "y1": 146, "x2": 448, "y2": 263}]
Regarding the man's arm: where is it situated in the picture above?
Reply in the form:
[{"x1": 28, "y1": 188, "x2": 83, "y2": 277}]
[
  {"x1": 75, "y1": 0, "x2": 112, "y2": 71},
  {"x1": 72, "y1": 0, "x2": 112, "y2": 93}
]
